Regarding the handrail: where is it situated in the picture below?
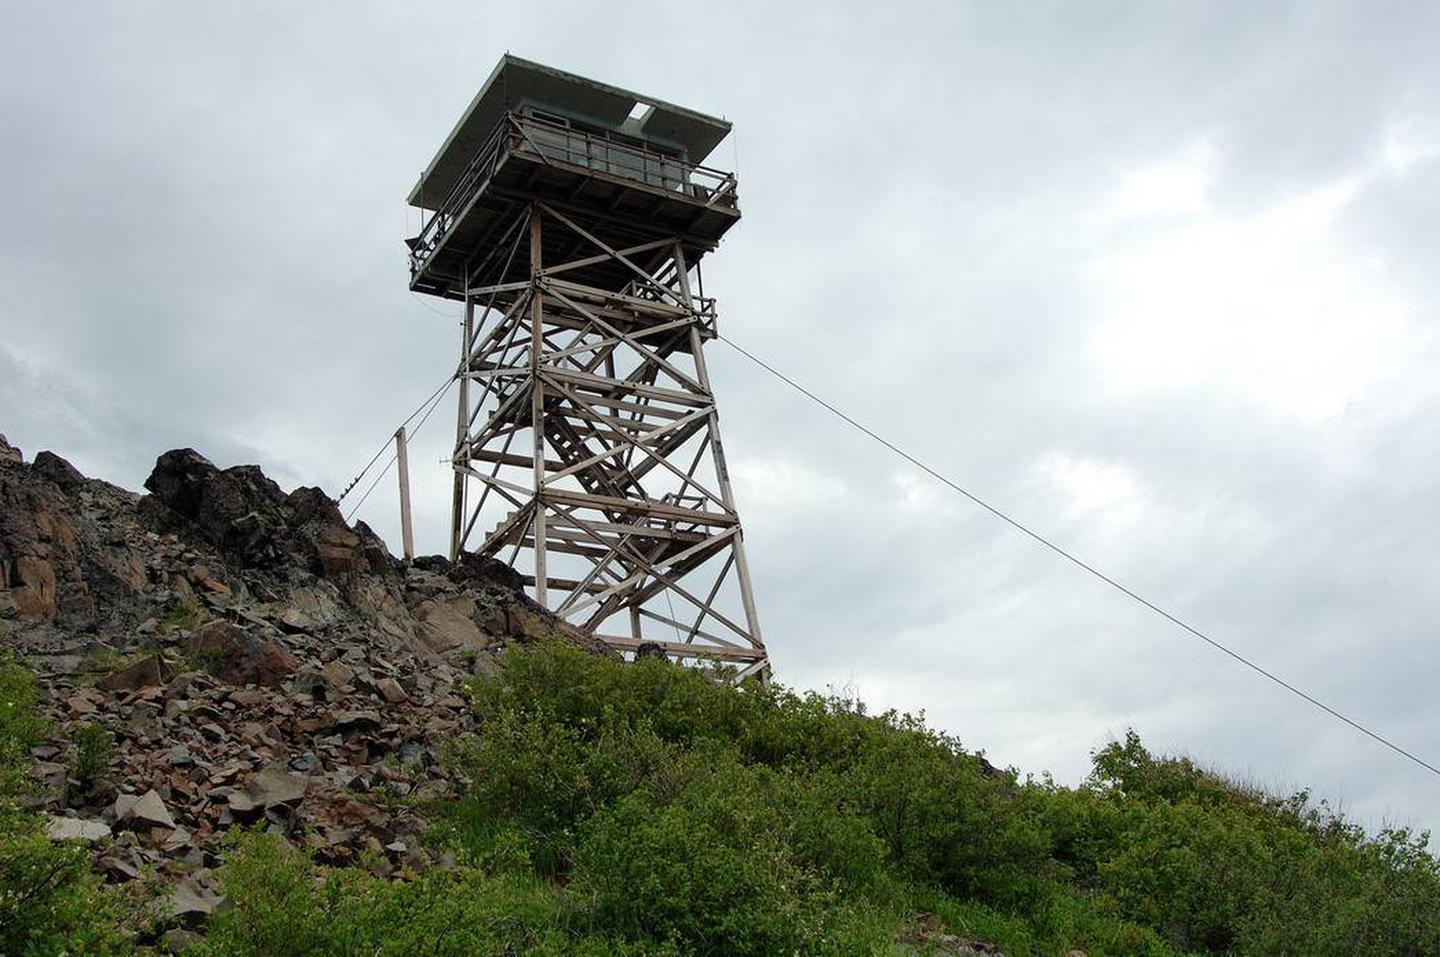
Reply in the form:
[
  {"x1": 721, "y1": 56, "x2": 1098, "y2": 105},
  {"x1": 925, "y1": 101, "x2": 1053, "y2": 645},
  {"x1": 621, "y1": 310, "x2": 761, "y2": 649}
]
[{"x1": 409, "y1": 112, "x2": 738, "y2": 282}]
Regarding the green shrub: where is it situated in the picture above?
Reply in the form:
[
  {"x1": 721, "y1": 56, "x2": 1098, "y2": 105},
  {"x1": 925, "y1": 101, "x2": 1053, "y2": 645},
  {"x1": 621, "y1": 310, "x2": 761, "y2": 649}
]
[
  {"x1": 0, "y1": 656, "x2": 136, "y2": 955},
  {"x1": 71, "y1": 722, "x2": 116, "y2": 792},
  {"x1": 194, "y1": 831, "x2": 680, "y2": 957},
  {"x1": 9, "y1": 639, "x2": 1436, "y2": 955},
  {"x1": 441, "y1": 642, "x2": 1440, "y2": 956},
  {"x1": 572, "y1": 752, "x2": 893, "y2": 954},
  {"x1": 1087, "y1": 731, "x2": 1440, "y2": 955}
]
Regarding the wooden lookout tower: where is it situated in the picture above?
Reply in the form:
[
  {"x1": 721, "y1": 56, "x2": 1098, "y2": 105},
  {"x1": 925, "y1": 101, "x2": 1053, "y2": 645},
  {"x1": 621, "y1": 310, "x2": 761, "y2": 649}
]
[{"x1": 407, "y1": 56, "x2": 767, "y2": 680}]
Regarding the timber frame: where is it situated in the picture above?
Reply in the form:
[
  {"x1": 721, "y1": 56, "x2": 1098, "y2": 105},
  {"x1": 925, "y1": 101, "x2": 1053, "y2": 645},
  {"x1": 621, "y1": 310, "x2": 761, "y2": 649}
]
[
  {"x1": 444, "y1": 201, "x2": 767, "y2": 680},
  {"x1": 408, "y1": 58, "x2": 766, "y2": 679}
]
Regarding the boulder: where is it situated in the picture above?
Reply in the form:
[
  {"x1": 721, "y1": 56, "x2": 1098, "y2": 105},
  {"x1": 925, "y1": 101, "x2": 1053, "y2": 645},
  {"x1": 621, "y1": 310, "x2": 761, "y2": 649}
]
[
  {"x1": 506, "y1": 604, "x2": 560, "y2": 642},
  {"x1": 32, "y1": 450, "x2": 85, "y2": 490},
  {"x1": 0, "y1": 434, "x2": 20, "y2": 464},
  {"x1": 414, "y1": 597, "x2": 484, "y2": 653},
  {"x1": 46, "y1": 815, "x2": 111, "y2": 842},
  {"x1": 228, "y1": 766, "x2": 307, "y2": 813},
  {"x1": 276, "y1": 607, "x2": 317, "y2": 634},
  {"x1": 332, "y1": 710, "x2": 382, "y2": 732},
  {"x1": 322, "y1": 658, "x2": 355, "y2": 690},
  {"x1": 120, "y1": 788, "x2": 176, "y2": 831},
  {"x1": 98, "y1": 654, "x2": 171, "y2": 692},
  {"x1": 144, "y1": 450, "x2": 289, "y2": 566},
  {"x1": 171, "y1": 879, "x2": 223, "y2": 925},
  {"x1": 291, "y1": 668, "x2": 330, "y2": 700},
  {"x1": 374, "y1": 676, "x2": 408, "y2": 704},
  {"x1": 142, "y1": 449, "x2": 389, "y2": 581},
  {"x1": 453, "y1": 552, "x2": 524, "y2": 593},
  {"x1": 186, "y1": 621, "x2": 298, "y2": 687},
  {"x1": 314, "y1": 524, "x2": 362, "y2": 579},
  {"x1": 163, "y1": 929, "x2": 203, "y2": 953}
]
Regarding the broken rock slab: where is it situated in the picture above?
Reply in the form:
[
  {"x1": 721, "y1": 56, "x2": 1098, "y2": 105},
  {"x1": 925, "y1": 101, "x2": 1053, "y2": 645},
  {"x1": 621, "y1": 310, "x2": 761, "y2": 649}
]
[
  {"x1": 46, "y1": 815, "x2": 112, "y2": 843},
  {"x1": 97, "y1": 653, "x2": 172, "y2": 692},
  {"x1": 118, "y1": 788, "x2": 176, "y2": 831},
  {"x1": 186, "y1": 620, "x2": 299, "y2": 687},
  {"x1": 32, "y1": 450, "x2": 86, "y2": 491},
  {"x1": 413, "y1": 596, "x2": 484, "y2": 654},
  {"x1": 374, "y1": 676, "x2": 408, "y2": 704},
  {"x1": 172, "y1": 878, "x2": 225, "y2": 924},
  {"x1": 225, "y1": 765, "x2": 308, "y2": 814}
]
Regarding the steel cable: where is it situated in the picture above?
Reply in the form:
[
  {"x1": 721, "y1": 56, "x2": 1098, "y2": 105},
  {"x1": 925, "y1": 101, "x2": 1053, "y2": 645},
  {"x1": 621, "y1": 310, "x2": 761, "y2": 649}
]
[{"x1": 718, "y1": 333, "x2": 1440, "y2": 779}]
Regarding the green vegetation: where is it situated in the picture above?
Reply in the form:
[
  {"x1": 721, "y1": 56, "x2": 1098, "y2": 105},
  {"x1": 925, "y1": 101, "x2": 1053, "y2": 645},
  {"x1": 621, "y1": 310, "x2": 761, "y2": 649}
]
[
  {"x1": 70, "y1": 722, "x2": 116, "y2": 794},
  {"x1": 2, "y1": 643, "x2": 1438, "y2": 954},
  {"x1": 0, "y1": 655, "x2": 135, "y2": 955},
  {"x1": 158, "y1": 603, "x2": 204, "y2": 635},
  {"x1": 190, "y1": 831, "x2": 668, "y2": 957},
  {"x1": 424, "y1": 644, "x2": 1440, "y2": 955}
]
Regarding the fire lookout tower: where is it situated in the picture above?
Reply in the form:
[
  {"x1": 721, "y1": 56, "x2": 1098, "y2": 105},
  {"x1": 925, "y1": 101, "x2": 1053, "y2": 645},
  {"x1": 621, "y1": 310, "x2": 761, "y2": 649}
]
[{"x1": 406, "y1": 56, "x2": 767, "y2": 679}]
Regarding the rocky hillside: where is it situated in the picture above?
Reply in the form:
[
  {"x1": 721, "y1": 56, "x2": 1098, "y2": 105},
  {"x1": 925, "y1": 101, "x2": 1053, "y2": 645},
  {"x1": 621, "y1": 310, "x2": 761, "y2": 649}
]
[
  {"x1": 7, "y1": 432, "x2": 1440, "y2": 957},
  {"x1": 0, "y1": 433, "x2": 606, "y2": 921}
]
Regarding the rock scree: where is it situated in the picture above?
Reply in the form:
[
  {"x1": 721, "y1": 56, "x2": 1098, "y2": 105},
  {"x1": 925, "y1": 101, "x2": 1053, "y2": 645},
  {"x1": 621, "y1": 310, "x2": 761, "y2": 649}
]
[{"x1": 0, "y1": 440, "x2": 612, "y2": 927}]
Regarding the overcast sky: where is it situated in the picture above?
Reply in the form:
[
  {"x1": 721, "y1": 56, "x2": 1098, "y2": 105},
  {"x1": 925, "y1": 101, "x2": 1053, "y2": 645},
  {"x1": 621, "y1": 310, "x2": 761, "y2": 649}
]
[{"x1": 5, "y1": 1, "x2": 1439, "y2": 834}]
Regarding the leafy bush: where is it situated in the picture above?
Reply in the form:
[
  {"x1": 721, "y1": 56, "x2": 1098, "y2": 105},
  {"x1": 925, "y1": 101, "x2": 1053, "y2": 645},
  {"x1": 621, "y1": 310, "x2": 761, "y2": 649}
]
[
  {"x1": 193, "y1": 831, "x2": 678, "y2": 957},
  {"x1": 442, "y1": 643, "x2": 1171, "y2": 954},
  {"x1": 1087, "y1": 731, "x2": 1440, "y2": 954},
  {"x1": 435, "y1": 642, "x2": 1440, "y2": 956},
  {"x1": 71, "y1": 721, "x2": 116, "y2": 793},
  {"x1": 6, "y1": 641, "x2": 1437, "y2": 955},
  {"x1": 0, "y1": 655, "x2": 135, "y2": 956}
]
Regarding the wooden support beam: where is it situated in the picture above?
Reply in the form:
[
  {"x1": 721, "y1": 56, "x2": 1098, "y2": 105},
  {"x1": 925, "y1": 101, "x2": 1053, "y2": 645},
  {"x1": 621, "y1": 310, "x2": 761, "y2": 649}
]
[
  {"x1": 444, "y1": 203, "x2": 766, "y2": 680},
  {"x1": 395, "y1": 427, "x2": 415, "y2": 563}
]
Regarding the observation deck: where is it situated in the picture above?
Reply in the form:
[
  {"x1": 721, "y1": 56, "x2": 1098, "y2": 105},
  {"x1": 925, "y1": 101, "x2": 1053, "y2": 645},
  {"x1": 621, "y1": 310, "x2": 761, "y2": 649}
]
[{"x1": 406, "y1": 56, "x2": 741, "y2": 302}]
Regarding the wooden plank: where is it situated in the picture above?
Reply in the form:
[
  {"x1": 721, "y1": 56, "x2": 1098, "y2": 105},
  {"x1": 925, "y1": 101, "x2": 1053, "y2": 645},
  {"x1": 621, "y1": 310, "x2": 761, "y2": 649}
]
[
  {"x1": 541, "y1": 488, "x2": 736, "y2": 526},
  {"x1": 591, "y1": 635, "x2": 765, "y2": 662}
]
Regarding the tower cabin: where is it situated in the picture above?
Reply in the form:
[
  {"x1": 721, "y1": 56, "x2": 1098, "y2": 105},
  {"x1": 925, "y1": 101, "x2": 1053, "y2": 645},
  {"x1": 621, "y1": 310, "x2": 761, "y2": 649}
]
[{"x1": 406, "y1": 55, "x2": 740, "y2": 304}]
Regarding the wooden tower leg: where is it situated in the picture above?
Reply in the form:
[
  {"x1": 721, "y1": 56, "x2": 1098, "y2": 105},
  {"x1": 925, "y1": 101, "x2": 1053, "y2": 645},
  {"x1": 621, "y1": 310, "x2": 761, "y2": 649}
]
[
  {"x1": 447, "y1": 207, "x2": 767, "y2": 680},
  {"x1": 395, "y1": 426, "x2": 415, "y2": 563},
  {"x1": 528, "y1": 209, "x2": 548, "y2": 608},
  {"x1": 450, "y1": 298, "x2": 474, "y2": 562},
  {"x1": 674, "y1": 244, "x2": 765, "y2": 656}
]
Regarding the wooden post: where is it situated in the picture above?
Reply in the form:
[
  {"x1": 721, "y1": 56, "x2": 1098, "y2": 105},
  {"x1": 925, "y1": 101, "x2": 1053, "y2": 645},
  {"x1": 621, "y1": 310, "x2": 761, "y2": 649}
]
[
  {"x1": 450, "y1": 298, "x2": 474, "y2": 562},
  {"x1": 395, "y1": 427, "x2": 415, "y2": 563},
  {"x1": 529, "y1": 208, "x2": 548, "y2": 609},
  {"x1": 675, "y1": 243, "x2": 765, "y2": 656}
]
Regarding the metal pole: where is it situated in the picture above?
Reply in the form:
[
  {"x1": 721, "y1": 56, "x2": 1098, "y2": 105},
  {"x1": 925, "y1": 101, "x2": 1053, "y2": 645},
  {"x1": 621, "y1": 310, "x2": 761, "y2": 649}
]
[{"x1": 395, "y1": 427, "x2": 415, "y2": 563}]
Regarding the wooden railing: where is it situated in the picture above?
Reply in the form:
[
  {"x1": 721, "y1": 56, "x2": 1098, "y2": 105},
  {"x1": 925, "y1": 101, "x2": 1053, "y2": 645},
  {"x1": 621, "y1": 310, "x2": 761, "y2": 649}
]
[{"x1": 409, "y1": 113, "x2": 738, "y2": 282}]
